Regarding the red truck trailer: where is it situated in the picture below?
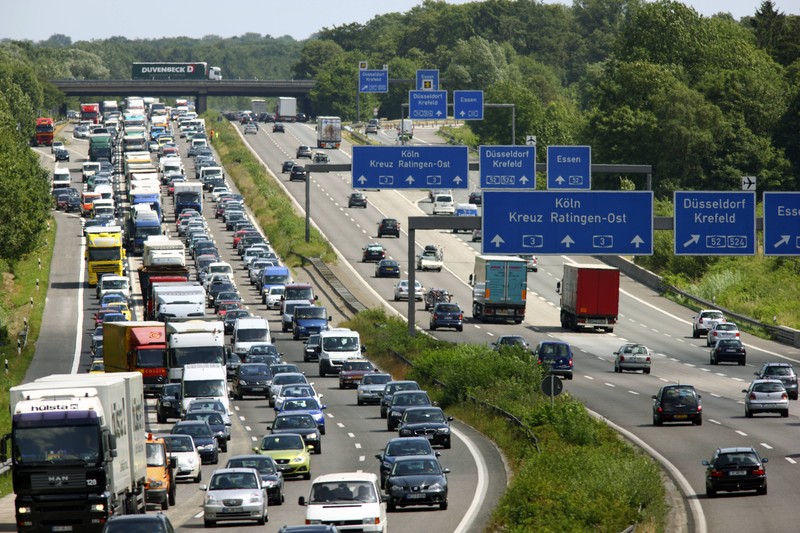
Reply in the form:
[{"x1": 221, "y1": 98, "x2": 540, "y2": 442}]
[{"x1": 557, "y1": 264, "x2": 620, "y2": 333}]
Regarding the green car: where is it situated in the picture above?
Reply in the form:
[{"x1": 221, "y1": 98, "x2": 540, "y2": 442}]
[{"x1": 253, "y1": 433, "x2": 312, "y2": 480}]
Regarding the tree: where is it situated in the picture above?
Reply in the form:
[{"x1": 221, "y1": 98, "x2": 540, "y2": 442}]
[
  {"x1": 292, "y1": 40, "x2": 345, "y2": 79},
  {"x1": 442, "y1": 37, "x2": 517, "y2": 91}
]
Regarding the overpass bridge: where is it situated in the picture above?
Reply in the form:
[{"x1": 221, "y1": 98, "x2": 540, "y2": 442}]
[{"x1": 49, "y1": 79, "x2": 316, "y2": 114}]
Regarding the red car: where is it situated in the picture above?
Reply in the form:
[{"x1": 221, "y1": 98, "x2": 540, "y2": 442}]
[
  {"x1": 339, "y1": 359, "x2": 377, "y2": 389},
  {"x1": 216, "y1": 300, "x2": 243, "y2": 317}
]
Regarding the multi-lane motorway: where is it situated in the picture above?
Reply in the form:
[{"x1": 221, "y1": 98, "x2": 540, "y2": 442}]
[{"x1": 15, "y1": 117, "x2": 800, "y2": 533}]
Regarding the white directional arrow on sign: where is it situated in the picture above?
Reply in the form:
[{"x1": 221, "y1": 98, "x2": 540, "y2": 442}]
[
  {"x1": 405, "y1": 176, "x2": 415, "y2": 185},
  {"x1": 774, "y1": 235, "x2": 791, "y2": 248},
  {"x1": 631, "y1": 235, "x2": 644, "y2": 248},
  {"x1": 361, "y1": 85, "x2": 368, "y2": 91},
  {"x1": 561, "y1": 235, "x2": 574, "y2": 248},
  {"x1": 436, "y1": 110, "x2": 443, "y2": 117},
  {"x1": 459, "y1": 111, "x2": 465, "y2": 117},
  {"x1": 453, "y1": 176, "x2": 462, "y2": 185},
  {"x1": 491, "y1": 234, "x2": 505, "y2": 248},
  {"x1": 519, "y1": 176, "x2": 529, "y2": 184},
  {"x1": 683, "y1": 235, "x2": 700, "y2": 247},
  {"x1": 358, "y1": 175, "x2": 368, "y2": 185},
  {"x1": 556, "y1": 176, "x2": 565, "y2": 185}
]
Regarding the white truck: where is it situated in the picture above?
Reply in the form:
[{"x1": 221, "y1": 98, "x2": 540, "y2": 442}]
[
  {"x1": 416, "y1": 245, "x2": 444, "y2": 272},
  {"x1": 144, "y1": 237, "x2": 186, "y2": 267},
  {"x1": 2, "y1": 372, "x2": 147, "y2": 532},
  {"x1": 166, "y1": 319, "x2": 226, "y2": 382},
  {"x1": 153, "y1": 283, "x2": 206, "y2": 320},
  {"x1": 316, "y1": 116, "x2": 342, "y2": 149},
  {"x1": 251, "y1": 99, "x2": 268, "y2": 117},
  {"x1": 317, "y1": 328, "x2": 366, "y2": 377},
  {"x1": 173, "y1": 181, "x2": 204, "y2": 215},
  {"x1": 275, "y1": 96, "x2": 297, "y2": 122}
]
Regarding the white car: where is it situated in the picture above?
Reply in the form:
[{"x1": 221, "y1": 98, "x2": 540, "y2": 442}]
[
  {"x1": 692, "y1": 309, "x2": 725, "y2": 338},
  {"x1": 211, "y1": 186, "x2": 230, "y2": 202},
  {"x1": 393, "y1": 280, "x2": 424, "y2": 301},
  {"x1": 264, "y1": 285, "x2": 286, "y2": 309},
  {"x1": 707, "y1": 322, "x2": 740, "y2": 347},
  {"x1": 51, "y1": 141, "x2": 65, "y2": 154},
  {"x1": 201, "y1": 468, "x2": 267, "y2": 527},
  {"x1": 274, "y1": 383, "x2": 322, "y2": 410},
  {"x1": 269, "y1": 372, "x2": 309, "y2": 407},
  {"x1": 161, "y1": 434, "x2": 202, "y2": 483}
]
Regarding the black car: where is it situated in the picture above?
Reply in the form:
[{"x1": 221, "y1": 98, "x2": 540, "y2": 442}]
[
  {"x1": 468, "y1": 191, "x2": 481, "y2": 205},
  {"x1": 397, "y1": 407, "x2": 453, "y2": 448},
  {"x1": 375, "y1": 259, "x2": 401, "y2": 278},
  {"x1": 226, "y1": 454, "x2": 284, "y2": 505},
  {"x1": 387, "y1": 390, "x2": 433, "y2": 431},
  {"x1": 273, "y1": 122, "x2": 285, "y2": 133},
  {"x1": 384, "y1": 456, "x2": 449, "y2": 511},
  {"x1": 348, "y1": 192, "x2": 367, "y2": 208},
  {"x1": 207, "y1": 280, "x2": 236, "y2": 307},
  {"x1": 703, "y1": 447, "x2": 768, "y2": 497},
  {"x1": 232, "y1": 363, "x2": 273, "y2": 400},
  {"x1": 281, "y1": 160, "x2": 297, "y2": 173},
  {"x1": 54, "y1": 147, "x2": 70, "y2": 161},
  {"x1": 362, "y1": 243, "x2": 386, "y2": 262},
  {"x1": 269, "y1": 413, "x2": 322, "y2": 454},
  {"x1": 652, "y1": 384, "x2": 702, "y2": 426},
  {"x1": 183, "y1": 411, "x2": 229, "y2": 452},
  {"x1": 102, "y1": 513, "x2": 175, "y2": 533},
  {"x1": 710, "y1": 338, "x2": 746, "y2": 365},
  {"x1": 377, "y1": 218, "x2": 400, "y2": 238},
  {"x1": 380, "y1": 380, "x2": 421, "y2": 419},
  {"x1": 171, "y1": 420, "x2": 219, "y2": 464},
  {"x1": 296, "y1": 145, "x2": 312, "y2": 158},
  {"x1": 303, "y1": 334, "x2": 321, "y2": 362},
  {"x1": 375, "y1": 436, "x2": 439, "y2": 488},
  {"x1": 290, "y1": 165, "x2": 307, "y2": 181},
  {"x1": 156, "y1": 383, "x2": 183, "y2": 423}
]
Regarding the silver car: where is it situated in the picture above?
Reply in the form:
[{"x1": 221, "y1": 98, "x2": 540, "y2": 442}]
[
  {"x1": 613, "y1": 343, "x2": 652, "y2": 374},
  {"x1": 743, "y1": 379, "x2": 789, "y2": 418},
  {"x1": 393, "y1": 280, "x2": 424, "y2": 301},
  {"x1": 707, "y1": 322, "x2": 740, "y2": 347},
  {"x1": 357, "y1": 372, "x2": 393, "y2": 406},
  {"x1": 201, "y1": 468, "x2": 267, "y2": 527}
]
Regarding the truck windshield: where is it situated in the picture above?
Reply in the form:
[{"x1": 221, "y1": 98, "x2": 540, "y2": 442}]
[
  {"x1": 36, "y1": 124, "x2": 54, "y2": 133},
  {"x1": 236, "y1": 329, "x2": 269, "y2": 342},
  {"x1": 13, "y1": 425, "x2": 100, "y2": 464},
  {"x1": 135, "y1": 227, "x2": 162, "y2": 240},
  {"x1": 138, "y1": 348, "x2": 166, "y2": 367},
  {"x1": 322, "y1": 336, "x2": 358, "y2": 352},
  {"x1": 146, "y1": 442, "x2": 166, "y2": 467},
  {"x1": 169, "y1": 346, "x2": 224, "y2": 368},
  {"x1": 296, "y1": 307, "x2": 326, "y2": 320},
  {"x1": 88, "y1": 248, "x2": 122, "y2": 261},
  {"x1": 176, "y1": 192, "x2": 201, "y2": 203},
  {"x1": 285, "y1": 287, "x2": 313, "y2": 300},
  {"x1": 102, "y1": 279, "x2": 128, "y2": 290},
  {"x1": 264, "y1": 274, "x2": 290, "y2": 284}
]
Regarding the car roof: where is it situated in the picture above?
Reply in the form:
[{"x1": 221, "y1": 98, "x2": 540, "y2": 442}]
[
  {"x1": 312, "y1": 472, "x2": 377, "y2": 484},
  {"x1": 717, "y1": 446, "x2": 758, "y2": 454}
]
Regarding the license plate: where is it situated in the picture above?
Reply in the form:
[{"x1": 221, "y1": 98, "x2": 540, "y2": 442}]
[
  {"x1": 425, "y1": 434, "x2": 434, "y2": 439},
  {"x1": 407, "y1": 493, "x2": 427, "y2": 499},
  {"x1": 495, "y1": 309, "x2": 511, "y2": 316},
  {"x1": 588, "y1": 318, "x2": 606, "y2": 324},
  {"x1": 729, "y1": 471, "x2": 746, "y2": 476},
  {"x1": 222, "y1": 507, "x2": 243, "y2": 513},
  {"x1": 53, "y1": 527, "x2": 73, "y2": 532},
  {"x1": 673, "y1": 414, "x2": 688, "y2": 419},
  {"x1": 251, "y1": 387, "x2": 264, "y2": 392}
]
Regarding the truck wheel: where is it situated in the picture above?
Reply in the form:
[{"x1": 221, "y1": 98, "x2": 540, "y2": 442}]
[
  {"x1": 472, "y1": 303, "x2": 482, "y2": 320},
  {"x1": 169, "y1": 484, "x2": 176, "y2": 506},
  {"x1": 605, "y1": 327, "x2": 614, "y2": 333},
  {"x1": 319, "y1": 365, "x2": 326, "y2": 378},
  {"x1": 161, "y1": 498, "x2": 169, "y2": 510}
]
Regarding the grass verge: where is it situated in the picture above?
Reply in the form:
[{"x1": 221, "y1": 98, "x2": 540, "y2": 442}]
[{"x1": 345, "y1": 308, "x2": 667, "y2": 532}]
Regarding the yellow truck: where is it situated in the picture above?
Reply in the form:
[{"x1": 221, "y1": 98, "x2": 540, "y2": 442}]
[
  {"x1": 145, "y1": 433, "x2": 176, "y2": 510},
  {"x1": 85, "y1": 226, "x2": 125, "y2": 286}
]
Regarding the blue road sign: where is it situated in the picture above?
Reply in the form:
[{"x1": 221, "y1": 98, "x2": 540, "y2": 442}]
[
  {"x1": 673, "y1": 191, "x2": 756, "y2": 256},
  {"x1": 482, "y1": 191, "x2": 653, "y2": 255},
  {"x1": 359, "y1": 69, "x2": 388, "y2": 93},
  {"x1": 409, "y1": 90, "x2": 447, "y2": 120},
  {"x1": 352, "y1": 145, "x2": 469, "y2": 190},
  {"x1": 546, "y1": 146, "x2": 591, "y2": 190},
  {"x1": 479, "y1": 146, "x2": 536, "y2": 189},
  {"x1": 408, "y1": 91, "x2": 447, "y2": 120},
  {"x1": 763, "y1": 192, "x2": 800, "y2": 256},
  {"x1": 416, "y1": 69, "x2": 439, "y2": 90},
  {"x1": 453, "y1": 90, "x2": 484, "y2": 120}
]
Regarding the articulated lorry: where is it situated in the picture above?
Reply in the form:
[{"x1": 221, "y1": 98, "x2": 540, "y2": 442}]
[
  {"x1": 275, "y1": 97, "x2": 297, "y2": 122},
  {"x1": 127, "y1": 207, "x2": 162, "y2": 255},
  {"x1": 81, "y1": 103, "x2": 101, "y2": 124},
  {"x1": 131, "y1": 62, "x2": 222, "y2": 80},
  {"x1": 316, "y1": 116, "x2": 342, "y2": 149},
  {"x1": 2, "y1": 372, "x2": 146, "y2": 532},
  {"x1": 85, "y1": 226, "x2": 126, "y2": 286},
  {"x1": 88, "y1": 134, "x2": 113, "y2": 162},
  {"x1": 34, "y1": 117, "x2": 54, "y2": 146},
  {"x1": 152, "y1": 283, "x2": 206, "y2": 321},
  {"x1": 470, "y1": 255, "x2": 528, "y2": 324},
  {"x1": 103, "y1": 321, "x2": 168, "y2": 395},
  {"x1": 138, "y1": 258, "x2": 191, "y2": 316},
  {"x1": 556, "y1": 264, "x2": 620, "y2": 333},
  {"x1": 165, "y1": 318, "x2": 226, "y2": 382}
]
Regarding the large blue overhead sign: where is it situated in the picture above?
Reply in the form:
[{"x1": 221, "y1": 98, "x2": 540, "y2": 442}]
[
  {"x1": 416, "y1": 69, "x2": 439, "y2": 90},
  {"x1": 479, "y1": 146, "x2": 536, "y2": 189},
  {"x1": 359, "y1": 69, "x2": 388, "y2": 93},
  {"x1": 547, "y1": 146, "x2": 591, "y2": 190},
  {"x1": 352, "y1": 145, "x2": 469, "y2": 190},
  {"x1": 409, "y1": 90, "x2": 447, "y2": 119},
  {"x1": 763, "y1": 192, "x2": 800, "y2": 256},
  {"x1": 482, "y1": 191, "x2": 653, "y2": 255},
  {"x1": 673, "y1": 191, "x2": 756, "y2": 256},
  {"x1": 453, "y1": 90, "x2": 483, "y2": 120}
]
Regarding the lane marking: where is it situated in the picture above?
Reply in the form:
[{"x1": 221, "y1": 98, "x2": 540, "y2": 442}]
[{"x1": 736, "y1": 430, "x2": 748, "y2": 436}]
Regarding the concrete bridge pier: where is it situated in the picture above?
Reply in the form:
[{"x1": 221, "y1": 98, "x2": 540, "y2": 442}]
[{"x1": 196, "y1": 93, "x2": 207, "y2": 114}]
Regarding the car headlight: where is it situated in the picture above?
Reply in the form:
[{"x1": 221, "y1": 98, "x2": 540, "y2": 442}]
[
  {"x1": 185, "y1": 457, "x2": 198, "y2": 467},
  {"x1": 291, "y1": 456, "x2": 306, "y2": 464},
  {"x1": 437, "y1": 428, "x2": 450, "y2": 434},
  {"x1": 390, "y1": 411, "x2": 401, "y2": 417},
  {"x1": 399, "y1": 429, "x2": 412, "y2": 436},
  {"x1": 249, "y1": 492, "x2": 263, "y2": 503},
  {"x1": 239, "y1": 380, "x2": 247, "y2": 385},
  {"x1": 198, "y1": 444, "x2": 214, "y2": 451},
  {"x1": 305, "y1": 433, "x2": 318, "y2": 440},
  {"x1": 162, "y1": 400, "x2": 172, "y2": 407},
  {"x1": 389, "y1": 484, "x2": 404, "y2": 494},
  {"x1": 263, "y1": 479, "x2": 278, "y2": 488},
  {"x1": 427, "y1": 482, "x2": 445, "y2": 491},
  {"x1": 205, "y1": 494, "x2": 218, "y2": 504}
]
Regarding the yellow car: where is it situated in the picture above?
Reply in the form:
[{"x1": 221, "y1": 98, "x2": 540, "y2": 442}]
[
  {"x1": 89, "y1": 359, "x2": 105, "y2": 373},
  {"x1": 253, "y1": 434, "x2": 312, "y2": 480},
  {"x1": 105, "y1": 302, "x2": 131, "y2": 321}
]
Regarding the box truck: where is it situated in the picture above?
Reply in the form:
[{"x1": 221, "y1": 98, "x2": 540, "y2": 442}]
[
  {"x1": 470, "y1": 255, "x2": 527, "y2": 324},
  {"x1": 103, "y1": 321, "x2": 168, "y2": 394},
  {"x1": 275, "y1": 97, "x2": 297, "y2": 122},
  {"x1": 556, "y1": 264, "x2": 620, "y2": 333},
  {"x1": 2, "y1": 373, "x2": 147, "y2": 532},
  {"x1": 316, "y1": 116, "x2": 342, "y2": 149},
  {"x1": 166, "y1": 318, "x2": 226, "y2": 382}
]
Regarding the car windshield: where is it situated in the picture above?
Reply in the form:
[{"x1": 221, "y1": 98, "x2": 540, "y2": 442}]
[
  {"x1": 227, "y1": 457, "x2": 276, "y2": 475},
  {"x1": 296, "y1": 307, "x2": 326, "y2": 320},
  {"x1": 703, "y1": 311, "x2": 724, "y2": 320},
  {"x1": 391, "y1": 459, "x2": 441, "y2": 476},
  {"x1": 282, "y1": 398, "x2": 319, "y2": 410},
  {"x1": 386, "y1": 440, "x2": 431, "y2": 456},
  {"x1": 240, "y1": 364, "x2": 270, "y2": 376},
  {"x1": 436, "y1": 304, "x2": 460, "y2": 313},
  {"x1": 274, "y1": 375, "x2": 305, "y2": 386},
  {"x1": 281, "y1": 385, "x2": 314, "y2": 397},
  {"x1": 274, "y1": 415, "x2": 316, "y2": 429},
  {"x1": 539, "y1": 343, "x2": 570, "y2": 357},
  {"x1": 322, "y1": 336, "x2": 359, "y2": 352},
  {"x1": 173, "y1": 424, "x2": 211, "y2": 438},
  {"x1": 404, "y1": 409, "x2": 445, "y2": 423},
  {"x1": 188, "y1": 401, "x2": 225, "y2": 414},
  {"x1": 661, "y1": 387, "x2": 697, "y2": 406},
  {"x1": 310, "y1": 481, "x2": 376, "y2": 503},
  {"x1": 344, "y1": 361, "x2": 372, "y2": 371},
  {"x1": 163, "y1": 436, "x2": 194, "y2": 453},
  {"x1": 764, "y1": 366, "x2": 794, "y2": 377},
  {"x1": 717, "y1": 453, "x2": 759, "y2": 467},
  {"x1": 393, "y1": 393, "x2": 428, "y2": 406},
  {"x1": 249, "y1": 344, "x2": 278, "y2": 355},
  {"x1": 210, "y1": 471, "x2": 258, "y2": 490},
  {"x1": 260, "y1": 435, "x2": 303, "y2": 451},
  {"x1": 718, "y1": 340, "x2": 741, "y2": 348},
  {"x1": 716, "y1": 324, "x2": 737, "y2": 331},
  {"x1": 185, "y1": 412, "x2": 224, "y2": 425},
  {"x1": 362, "y1": 374, "x2": 391, "y2": 386}
]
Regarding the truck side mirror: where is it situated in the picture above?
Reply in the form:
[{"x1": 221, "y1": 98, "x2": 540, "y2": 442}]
[
  {"x1": 468, "y1": 274, "x2": 473, "y2": 286},
  {"x1": 361, "y1": 345, "x2": 367, "y2": 353},
  {"x1": 555, "y1": 281, "x2": 561, "y2": 294}
]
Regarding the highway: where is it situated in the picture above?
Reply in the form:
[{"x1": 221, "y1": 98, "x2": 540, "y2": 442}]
[{"x1": 16, "y1": 115, "x2": 800, "y2": 533}]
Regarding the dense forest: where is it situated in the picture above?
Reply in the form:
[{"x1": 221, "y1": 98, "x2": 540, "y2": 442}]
[{"x1": 1, "y1": 0, "x2": 799, "y2": 306}]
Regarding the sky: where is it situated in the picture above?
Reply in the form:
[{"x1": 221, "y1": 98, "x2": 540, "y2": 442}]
[{"x1": 1, "y1": 0, "x2": 797, "y2": 42}]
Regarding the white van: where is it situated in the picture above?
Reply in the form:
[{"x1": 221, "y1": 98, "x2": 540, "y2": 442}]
[
  {"x1": 180, "y1": 363, "x2": 229, "y2": 415},
  {"x1": 317, "y1": 328, "x2": 365, "y2": 377},
  {"x1": 397, "y1": 118, "x2": 413, "y2": 139},
  {"x1": 432, "y1": 192, "x2": 455, "y2": 215},
  {"x1": 232, "y1": 317, "x2": 271, "y2": 356},
  {"x1": 52, "y1": 167, "x2": 71, "y2": 189},
  {"x1": 92, "y1": 198, "x2": 115, "y2": 219},
  {"x1": 300, "y1": 472, "x2": 386, "y2": 533}
]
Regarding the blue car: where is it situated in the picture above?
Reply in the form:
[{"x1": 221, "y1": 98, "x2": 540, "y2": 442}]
[
  {"x1": 534, "y1": 340, "x2": 574, "y2": 380},
  {"x1": 429, "y1": 302, "x2": 463, "y2": 332},
  {"x1": 292, "y1": 305, "x2": 331, "y2": 340},
  {"x1": 274, "y1": 397, "x2": 327, "y2": 434}
]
